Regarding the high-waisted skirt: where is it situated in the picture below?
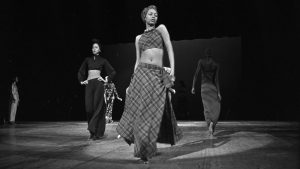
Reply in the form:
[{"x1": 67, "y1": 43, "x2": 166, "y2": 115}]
[{"x1": 116, "y1": 62, "x2": 182, "y2": 159}]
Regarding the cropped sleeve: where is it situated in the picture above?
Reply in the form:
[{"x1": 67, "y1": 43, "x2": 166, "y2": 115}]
[
  {"x1": 104, "y1": 59, "x2": 116, "y2": 82},
  {"x1": 78, "y1": 58, "x2": 87, "y2": 82}
]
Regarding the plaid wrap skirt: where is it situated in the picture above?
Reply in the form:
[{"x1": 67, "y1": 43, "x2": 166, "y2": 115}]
[{"x1": 116, "y1": 62, "x2": 182, "y2": 159}]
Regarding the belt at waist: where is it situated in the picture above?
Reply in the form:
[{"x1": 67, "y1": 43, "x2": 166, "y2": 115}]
[{"x1": 138, "y1": 62, "x2": 164, "y2": 72}]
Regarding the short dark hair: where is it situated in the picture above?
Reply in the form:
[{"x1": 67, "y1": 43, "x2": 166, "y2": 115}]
[
  {"x1": 91, "y1": 38, "x2": 101, "y2": 49},
  {"x1": 204, "y1": 48, "x2": 212, "y2": 58},
  {"x1": 141, "y1": 5, "x2": 158, "y2": 23}
]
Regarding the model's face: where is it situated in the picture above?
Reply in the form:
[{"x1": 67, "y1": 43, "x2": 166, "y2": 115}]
[
  {"x1": 205, "y1": 49, "x2": 212, "y2": 57},
  {"x1": 145, "y1": 9, "x2": 158, "y2": 25},
  {"x1": 92, "y1": 43, "x2": 100, "y2": 55}
]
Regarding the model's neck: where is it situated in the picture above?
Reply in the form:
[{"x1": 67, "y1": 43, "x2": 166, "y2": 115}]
[{"x1": 145, "y1": 24, "x2": 155, "y2": 31}]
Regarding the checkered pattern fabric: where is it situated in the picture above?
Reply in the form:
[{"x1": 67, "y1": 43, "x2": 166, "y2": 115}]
[
  {"x1": 138, "y1": 29, "x2": 163, "y2": 52},
  {"x1": 116, "y1": 62, "x2": 181, "y2": 159}
]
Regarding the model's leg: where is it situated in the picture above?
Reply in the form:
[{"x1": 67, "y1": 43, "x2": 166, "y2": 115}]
[
  {"x1": 93, "y1": 81, "x2": 105, "y2": 139},
  {"x1": 85, "y1": 80, "x2": 95, "y2": 138}
]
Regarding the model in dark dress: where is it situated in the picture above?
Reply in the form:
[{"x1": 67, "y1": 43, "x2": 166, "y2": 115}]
[{"x1": 192, "y1": 48, "x2": 221, "y2": 136}]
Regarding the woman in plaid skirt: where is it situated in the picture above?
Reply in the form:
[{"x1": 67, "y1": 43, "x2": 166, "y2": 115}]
[{"x1": 116, "y1": 5, "x2": 182, "y2": 163}]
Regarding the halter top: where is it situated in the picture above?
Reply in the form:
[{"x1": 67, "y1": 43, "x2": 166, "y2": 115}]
[{"x1": 138, "y1": 29, "x2": 163, "y2": 52}]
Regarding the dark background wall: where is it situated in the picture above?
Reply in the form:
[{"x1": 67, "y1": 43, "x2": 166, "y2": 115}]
[
  {"x1": 103, "y1": 37, "x2": 242, "y2": 121},
  {"x1": 0, "y1": 0, "x2": 299, "y2": 121}
]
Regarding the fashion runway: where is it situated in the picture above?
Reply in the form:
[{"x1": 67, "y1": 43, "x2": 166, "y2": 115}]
[{"x1": 0, "y1": 121, "x2": 298, "y2": 169}]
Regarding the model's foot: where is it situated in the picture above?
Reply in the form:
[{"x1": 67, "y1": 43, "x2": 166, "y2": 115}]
[
  {"x1": 89, "y1": 134, "x2": 94, "y2": 140},
  {"x1": 9, "y1": 121, "x2": 15, "y2": 125},
  {"x1": 117, "y1": 135, "x2": 121, "y2": 139},
  {"x1": 88, "y1": 132, "x2": 95, "y2": 140},
  {"x1": 154, "y1": 152, "x2": 161, "y2": 156},
  {"x1": 140, "y1": 157, "x2": 148, "y2": 164},
  {"x1": 93, "y1": 135, "x2": 106, "y2": 140},
  {"x1": 93, "y1": 136, "x2": 101, "y2": 140}
]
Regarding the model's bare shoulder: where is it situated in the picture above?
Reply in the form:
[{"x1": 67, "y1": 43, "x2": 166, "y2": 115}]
[
  {"x1": 156, "y1": 24, "x2": 168, "y2": 32},
  {"x1": 135, "y1": 35, "x2": 142, "y2": 46},
  {"x1": 136, "y1": 34, "x2": 142, "y2": 41},
  {"x1": 136, "y1": 35, "x2": 142, "y2": 47}
]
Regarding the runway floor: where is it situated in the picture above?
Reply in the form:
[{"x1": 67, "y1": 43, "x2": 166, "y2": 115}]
[{"x1": 0, "y1": 121, "x2": 299, "y2": 169}]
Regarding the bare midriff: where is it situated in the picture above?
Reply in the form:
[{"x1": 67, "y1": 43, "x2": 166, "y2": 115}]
[
  {"x1": 87, "y1": 70, "x2": 101, "y2": 80},
  {"x1": 139, "y1": 48, "x2": 163, "y2": 67}
]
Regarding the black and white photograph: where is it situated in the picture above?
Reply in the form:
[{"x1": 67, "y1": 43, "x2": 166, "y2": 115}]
[{"x1": 0, "y1": 0, "x2": 299, "y2": 168}]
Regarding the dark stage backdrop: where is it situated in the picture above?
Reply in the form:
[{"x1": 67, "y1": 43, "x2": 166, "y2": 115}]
[
  {"x1": 7, "y1": 37, "x2": 242, "y2": 122},
  {"x1": 3, "y1": 35, "x2": 299, "y2": 122},
  {"x1": 102, "y1": 37, "x2": 242, "y2": 121},
  {"x1": 1, "y1": 0, "x2": 298, "y2": 122}
]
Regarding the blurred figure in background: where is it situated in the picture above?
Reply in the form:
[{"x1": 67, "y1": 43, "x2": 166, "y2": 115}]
[
  {"x1": 104, "y1": 81, "x2": 122, "y2": 123},
  {"x1": 191, "y1": 48, "x2": 221, "y2": 136},
  {"x1": 9, "y1": 76, "x2": 19, "y2": 125}
]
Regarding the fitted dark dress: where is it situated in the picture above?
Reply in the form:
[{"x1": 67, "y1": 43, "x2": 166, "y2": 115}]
[{"x1": 78, "y1": 55, "x2": 116, "y2": 138}]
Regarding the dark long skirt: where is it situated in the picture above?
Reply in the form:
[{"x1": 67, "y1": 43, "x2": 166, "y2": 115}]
[
  {"x1": 116, "y1": 62, "x2": 182, "y2": 159},
  {"x1": 201, "y1": 83, "x2": 221, "y2": 129},
  {"x1": 85, "y1": 78, "x2": 106, "y2": 138}
]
